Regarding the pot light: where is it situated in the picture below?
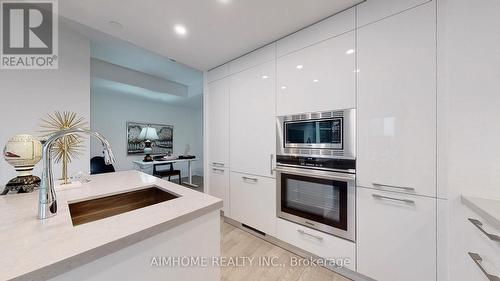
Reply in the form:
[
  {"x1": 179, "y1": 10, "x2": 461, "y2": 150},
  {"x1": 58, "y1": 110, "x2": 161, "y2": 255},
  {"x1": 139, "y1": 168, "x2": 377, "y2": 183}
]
[
  {"x1": 174, "y1": 24, "x2": 187, "y2": 36},
  {"x1": 281, "y1": 86, "x2": 287, "y2": 90},
  {"x1": 346, "y1": 49, "x2": 355, "y2": 55},
  {"x1": 261, "y1": 75, "x2": 269, "y2": 79},
  {"x1": 218, "y1": 0, "x2": 232, "y2": 3},
  {"x1": 296, "y1": 65, "x2": 304, "y2": 70},
  {"x1": 313, "y1": 79, "x2": 319, "y2": 83}
]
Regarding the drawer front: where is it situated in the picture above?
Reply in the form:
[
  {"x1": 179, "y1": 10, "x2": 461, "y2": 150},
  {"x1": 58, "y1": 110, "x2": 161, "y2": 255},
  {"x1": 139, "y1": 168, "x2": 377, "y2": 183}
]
[
  {"x1": 276, "y1": 218, "x2": 356, "y2": 270},
  {"x1": 357, "y1": 187, "x2": 436, "y2": 281},
  {"x1": 230, "y1": 172, "x2": 276, "y2": 235},
  {"x1": 454, "y1": 206, "x2": 500, "y2": 281},
  {"x1": 208, "y1": 167, "x2": 230, "y2": 215}
]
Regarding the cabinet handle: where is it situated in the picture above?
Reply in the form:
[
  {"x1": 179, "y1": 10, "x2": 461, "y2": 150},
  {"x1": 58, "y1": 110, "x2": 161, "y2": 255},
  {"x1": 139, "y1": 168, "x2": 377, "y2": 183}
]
[
  {"x1": 468, "y1": 252, "x2": 500, "y2": 281},
  {"x1": 270, "y1": 154, "x2": 274, "y2": 175},
  {"x1": 372, "y1": 182, "x2": 415, "y2": 192},
  {"x1": 212, "y1": 162, "x2": 225, "y2": 167},
  {"x1": 212, "y1": 168, "x2": 225, "y2": 173},
  {"x1": 468, "y1": 219, "x2": 500, "y2": 242},
  {"x1": 242, "y1": 176, "x2": 258, "y2": 183},
  {"x1": 372, "y1": 194, "x2": 415, "y2": 204},
  {"x1": 297, "y1": 229, "x2": 324, "y2": 241}
]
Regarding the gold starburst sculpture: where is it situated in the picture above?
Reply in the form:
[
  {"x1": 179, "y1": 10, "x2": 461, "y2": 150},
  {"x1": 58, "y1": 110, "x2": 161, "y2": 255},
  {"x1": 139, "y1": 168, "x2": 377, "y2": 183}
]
[{"x1": 40, "y1": 111, "x2": 88, "y2": 184}]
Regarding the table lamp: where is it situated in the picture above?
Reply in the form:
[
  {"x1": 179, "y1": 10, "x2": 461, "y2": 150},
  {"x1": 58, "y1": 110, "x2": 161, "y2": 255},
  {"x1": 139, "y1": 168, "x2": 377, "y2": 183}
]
[{"x1": 139, "y1": 125, "x2": 159, "y2": 162}]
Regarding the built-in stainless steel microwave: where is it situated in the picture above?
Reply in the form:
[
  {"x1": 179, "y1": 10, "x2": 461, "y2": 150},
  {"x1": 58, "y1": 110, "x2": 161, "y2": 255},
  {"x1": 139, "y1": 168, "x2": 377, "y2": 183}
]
[{"x1": 276, "y1": 109, "x2": 356, "y2": 159}]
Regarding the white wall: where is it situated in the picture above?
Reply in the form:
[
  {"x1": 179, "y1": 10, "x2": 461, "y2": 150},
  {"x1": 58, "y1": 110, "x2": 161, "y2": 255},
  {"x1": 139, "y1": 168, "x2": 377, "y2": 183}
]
[
  {"x1": 90, "y1": 90, "x2": 203, "y2": 177},
  {"x1": 0, "y1": 25, "x2": 90, "y2": 185}
]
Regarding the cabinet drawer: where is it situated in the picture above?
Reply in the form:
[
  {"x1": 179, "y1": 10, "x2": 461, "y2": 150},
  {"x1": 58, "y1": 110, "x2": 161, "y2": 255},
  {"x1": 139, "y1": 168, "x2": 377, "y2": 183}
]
[
  {"x1": 456, "y1": 206, "x2": 500, "y2": 281},
  {"x1": 357, "y1": 187, "x2": 436, "y2": 281},
  {"x1": 276, "y1": 218, "x2": 355, "y2": 270},
  {"x1": 230, "y1": 172, "x2": 276, "y2": 235},
  {"x1": 208, "y1": 167, "x2": 230, "y2": 216}
]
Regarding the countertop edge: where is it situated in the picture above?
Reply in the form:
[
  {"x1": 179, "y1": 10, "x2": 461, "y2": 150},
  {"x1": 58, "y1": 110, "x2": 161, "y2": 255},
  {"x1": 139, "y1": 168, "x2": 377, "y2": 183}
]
[
  {"x1": 461, "y1": 195, "x2": 500, "y2": 231},
  {"x1": 11, "y1": 201, "x2": 223, "y2": 281}
]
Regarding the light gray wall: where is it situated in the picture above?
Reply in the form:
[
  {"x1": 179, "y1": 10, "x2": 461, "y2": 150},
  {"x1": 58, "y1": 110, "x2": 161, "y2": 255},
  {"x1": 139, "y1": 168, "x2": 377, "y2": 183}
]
[
  {"x1": 0, "y1": 25, "x2": 90, "y2": 185},
  {"x1": 90, "y1": 90, "x2": 203, "y2": 177}
]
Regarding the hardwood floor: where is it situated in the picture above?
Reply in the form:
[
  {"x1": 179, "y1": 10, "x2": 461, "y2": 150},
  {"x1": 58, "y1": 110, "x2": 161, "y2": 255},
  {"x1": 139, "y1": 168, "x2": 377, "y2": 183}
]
[{"x1": 221, "y1": 221, "x2": 351, "y2": 281}]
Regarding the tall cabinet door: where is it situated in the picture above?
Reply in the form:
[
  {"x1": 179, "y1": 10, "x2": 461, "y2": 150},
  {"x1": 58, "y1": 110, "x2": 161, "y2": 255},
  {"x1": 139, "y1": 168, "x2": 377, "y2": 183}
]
[
  {"x1": 357, "y1": 3, "x2": 437, "y2": 197},
  {"x1": 207, "y1": 77, "x2": 230, "y2": 168},
  {"x1": 230, "y1": 60, "x2": 276, "y2": 178}
]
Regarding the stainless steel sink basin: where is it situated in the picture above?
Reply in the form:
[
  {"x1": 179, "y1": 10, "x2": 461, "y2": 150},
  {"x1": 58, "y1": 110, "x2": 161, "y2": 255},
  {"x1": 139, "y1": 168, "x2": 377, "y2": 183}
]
[{"x1": 68, "y1": 186, "x2": 179, "y2": 226}]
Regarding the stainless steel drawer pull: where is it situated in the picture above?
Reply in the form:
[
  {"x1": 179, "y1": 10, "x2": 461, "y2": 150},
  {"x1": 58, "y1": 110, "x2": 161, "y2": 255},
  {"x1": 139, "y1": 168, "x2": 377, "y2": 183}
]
[
  {"x1": 297, "y1": 229, "x2": 323, "y2": 241},
  {"x1": 242, "y1": 176, "x2": 258, "y2": 182},
  {"x1": 372, "y1": 183, "x2": 415, "y2": 191},
  {"x1": 468, "y1": 219, "x2": 500, "y2": 242},
  {"x1": 468, "y1": 252, "x2": 500, "y2": 281},
  {"x1": 212, "y1": 168, "x2": 225, "y2": 173},
  {"x1": 212, "y1": 162, "x2": 224, "y2": 167},
  {"x1": 372, "y1": 194, "x2": 415, "y2": 204}
]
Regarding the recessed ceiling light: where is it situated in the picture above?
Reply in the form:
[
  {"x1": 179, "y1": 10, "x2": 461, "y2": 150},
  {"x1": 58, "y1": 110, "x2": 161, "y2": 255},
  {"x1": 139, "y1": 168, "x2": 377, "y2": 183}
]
[
  {"x1": 313, "y1": 79, "x2": 319, "y2": 83},
  {"x1": 262, "y1": 75, "x2": 269, "y2": 79},
  {"x1": 296, "y1": 65, "x2": 304, "y2": 70},
  {"x1": 346, "y1": 49, "x2": 355, "y2": 55},
  {"x1": 218, "y1": 0, "x2": 232, "y2": 3},
  {"x1": 174, "y1": 24, "x2": 187, "y2": 36},
  {"x1": 108, "y1": 21, "x2": 123, "y2": 29},
  {"x1": 281, "y1": 86, "x2": 287, "y2": 90}
]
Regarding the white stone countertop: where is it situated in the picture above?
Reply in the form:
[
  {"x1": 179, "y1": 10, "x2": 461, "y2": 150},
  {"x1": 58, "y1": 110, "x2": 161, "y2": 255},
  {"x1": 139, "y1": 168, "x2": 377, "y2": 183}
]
[
  {"x1": 462, "y1": 195, "x2": 500, "y2": 231},
  {"x1": 0, "y1": 170, "x2": 222, "y2": 281}
]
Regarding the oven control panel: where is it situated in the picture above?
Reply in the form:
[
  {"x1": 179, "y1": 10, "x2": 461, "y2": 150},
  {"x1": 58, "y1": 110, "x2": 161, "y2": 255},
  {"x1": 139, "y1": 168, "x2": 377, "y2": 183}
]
[{"x1": 276, "y1": 155, "x2": 355, "y2": 172}]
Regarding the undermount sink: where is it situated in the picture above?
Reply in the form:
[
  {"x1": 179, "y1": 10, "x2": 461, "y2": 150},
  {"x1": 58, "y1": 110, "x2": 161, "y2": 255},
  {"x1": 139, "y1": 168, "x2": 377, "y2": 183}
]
[{"x1": 68, "y1": 186, "x2": 179, "y2": 226}]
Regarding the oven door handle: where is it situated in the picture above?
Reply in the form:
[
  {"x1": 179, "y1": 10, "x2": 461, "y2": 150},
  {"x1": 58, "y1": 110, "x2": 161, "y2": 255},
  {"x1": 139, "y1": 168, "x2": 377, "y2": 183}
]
[{"x1": 274, "y1": 166, "x2": 355, "y2": 181}]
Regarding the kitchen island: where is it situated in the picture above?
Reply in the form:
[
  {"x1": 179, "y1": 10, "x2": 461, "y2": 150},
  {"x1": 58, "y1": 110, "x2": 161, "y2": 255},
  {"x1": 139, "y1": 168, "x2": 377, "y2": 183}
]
[{"x1": 0, "y1": 170, "x2": 222, "y2": 281}]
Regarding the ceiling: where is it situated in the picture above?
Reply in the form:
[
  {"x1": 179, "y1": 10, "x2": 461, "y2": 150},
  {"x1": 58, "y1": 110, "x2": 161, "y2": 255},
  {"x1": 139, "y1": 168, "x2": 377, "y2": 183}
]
[
  {"x1": 59, "y1": 0, "x2": 362, "y2": 70},
  {"x1": 62, "y1": 19, "x2": 203, "y2": 108}
]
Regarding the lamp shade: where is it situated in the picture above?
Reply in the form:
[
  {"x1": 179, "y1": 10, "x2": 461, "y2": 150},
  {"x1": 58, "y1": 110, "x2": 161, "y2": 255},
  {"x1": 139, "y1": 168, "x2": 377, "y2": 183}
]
[{"x1": 138, "y1": 126, "x2": 159, "y2": 140}]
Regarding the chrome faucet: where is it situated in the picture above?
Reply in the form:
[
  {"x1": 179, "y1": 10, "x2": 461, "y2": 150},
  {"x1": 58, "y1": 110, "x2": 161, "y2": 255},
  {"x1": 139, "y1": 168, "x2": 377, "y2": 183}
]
[{"x1": 38, "y1": 128, "x2": 116, "y2": 220}]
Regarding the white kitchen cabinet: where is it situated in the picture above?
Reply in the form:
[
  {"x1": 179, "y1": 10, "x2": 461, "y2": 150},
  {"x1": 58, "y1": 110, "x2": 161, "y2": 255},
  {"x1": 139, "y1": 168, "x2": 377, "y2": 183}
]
[
  {"x1": 228, "y1": 44, "x2": 275, "y2": 75},
  {"x1": 207, "y1": 78, "x2": 230, "y2": 168},
  {"x1": 229, "y1": 60, "x2": 276, "y2": 178},
  {"x1": 277, "y1": 8, "x2": 355, "y2": 57},
  {"x1": 207, "y1": 64, "x2": 229, "y2": 83},
  {"x1": 208, "y1": 167, "x2": 230, "y2": 216},
  {"x1": 357, "y1": 3, "x2": 437, "y2": 197},
  {"x1": 276, "y1": 218, "x2": 356, "y2": 270},
  {"x1": 229, "y1": 172, "x2": 276, "y2": 235},
  {"x1": 357, "y1": 0, "x2": 432, "y2": 27},
  {"x1": 449, "y1": 198, "x2": 500, "y2": 281},
  {"x1": 276, "y1": 31, "x2": 355, "y2": 115},
  {"x1": 357, "y1": 187, "x2": 436, "y2": 281}
]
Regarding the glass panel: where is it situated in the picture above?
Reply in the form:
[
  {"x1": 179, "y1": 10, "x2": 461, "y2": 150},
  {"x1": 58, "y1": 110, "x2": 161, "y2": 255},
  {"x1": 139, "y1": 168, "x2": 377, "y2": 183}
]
[
  {"x1": 286, "y1": 122, "x2": 317, "y2": 144},
  {"x1": 285, "y1": 178, "x2": 341, "y2": 223}
]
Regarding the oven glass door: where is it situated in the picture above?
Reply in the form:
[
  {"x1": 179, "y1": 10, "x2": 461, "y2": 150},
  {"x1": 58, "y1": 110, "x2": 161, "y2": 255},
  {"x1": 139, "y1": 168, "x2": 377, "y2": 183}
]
[
  {"x1": 284, "y1": 118, "x2": 343, "y2": 149},
  {"x1": 280, "y1": 172, "x2": 348, "y2": 231}
]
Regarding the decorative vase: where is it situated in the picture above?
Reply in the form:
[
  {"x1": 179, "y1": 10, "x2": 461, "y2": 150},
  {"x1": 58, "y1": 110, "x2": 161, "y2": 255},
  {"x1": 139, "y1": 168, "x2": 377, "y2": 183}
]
[{"x1": 2, "y1": 134, "x2": 43, "y2": 195}]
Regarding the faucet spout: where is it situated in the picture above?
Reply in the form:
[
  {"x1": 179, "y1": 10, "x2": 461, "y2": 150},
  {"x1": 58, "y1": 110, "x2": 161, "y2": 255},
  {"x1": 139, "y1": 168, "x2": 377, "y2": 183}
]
[{"x1": 38, "y1": 128, "x2": 115, "y2": 220}]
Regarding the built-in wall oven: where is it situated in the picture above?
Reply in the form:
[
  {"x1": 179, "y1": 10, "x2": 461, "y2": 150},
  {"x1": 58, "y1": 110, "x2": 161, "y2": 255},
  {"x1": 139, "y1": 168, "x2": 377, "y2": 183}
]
[{"x1": 276, "y1": 109, "x2": 356, "y2": 241}]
